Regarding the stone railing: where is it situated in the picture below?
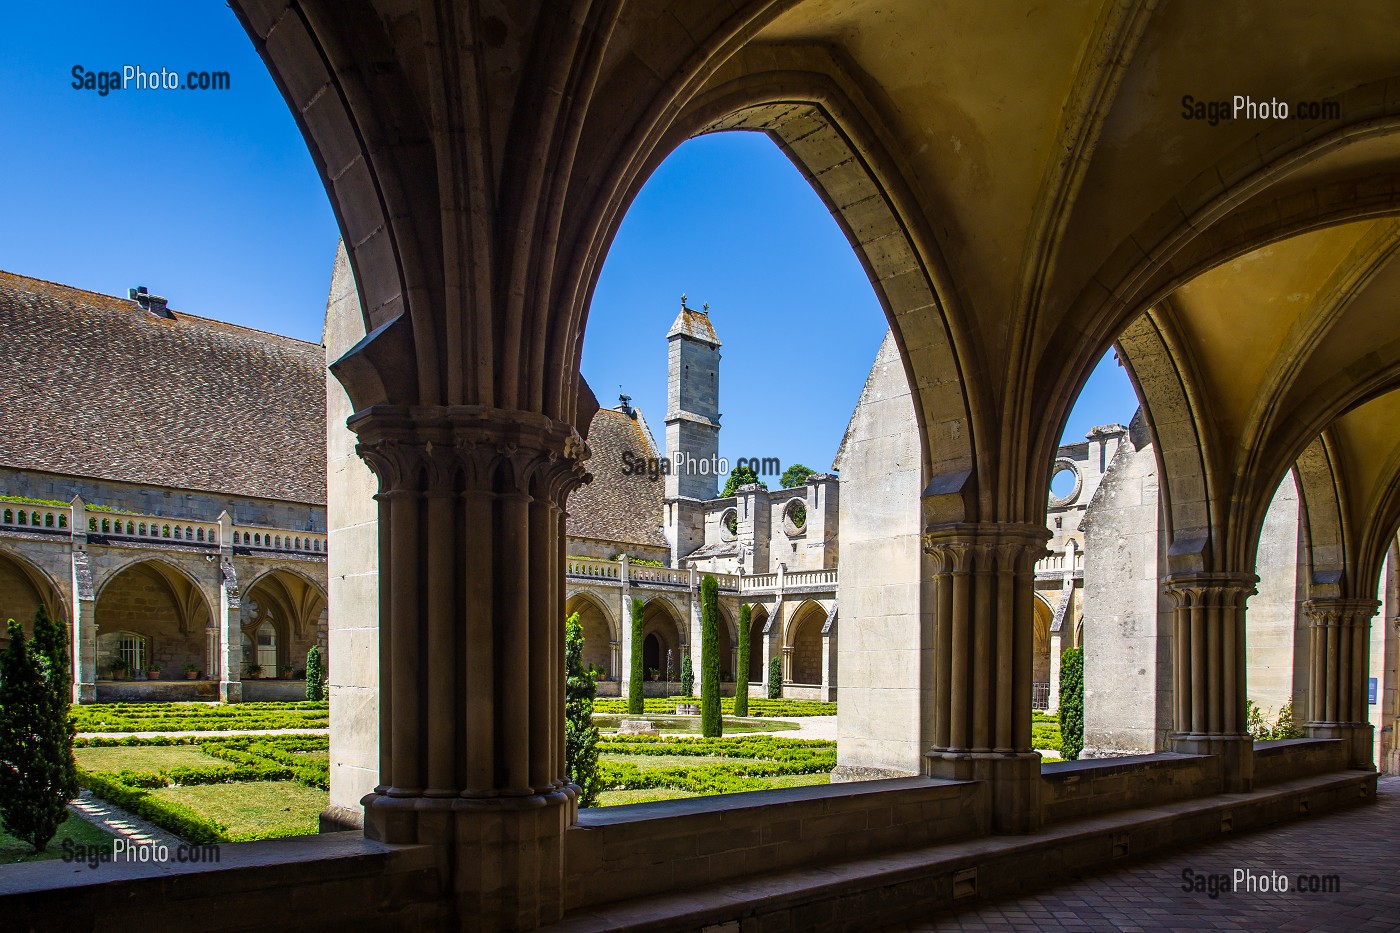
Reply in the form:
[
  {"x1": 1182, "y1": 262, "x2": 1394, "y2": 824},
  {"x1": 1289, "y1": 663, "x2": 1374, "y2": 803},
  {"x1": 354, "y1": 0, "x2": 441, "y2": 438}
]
[
  {"x1": 0, "y1": 497, "x2": 327, "y2": 557},
  {"x1": 566, "y1": 556, "x2": 621, "y2": 581},
  {"x1": 230, "y1": 525, "x2": 328, "y2": 556},
  {"x1": 741, "y1": 572, "x2": 779, "y2": 591},
  {"x1": 0, "y1": 503, "x2": 71, "y2": 533},
  {"x1": 782, "y1": 568, "x2": 838, "y2": 589},
  {"x1": 1035, "y1": 551, "x2": 1084, "y2": 575},
  {"x1": 629, "y1": 564, "x2": 690, "y2": 587}
]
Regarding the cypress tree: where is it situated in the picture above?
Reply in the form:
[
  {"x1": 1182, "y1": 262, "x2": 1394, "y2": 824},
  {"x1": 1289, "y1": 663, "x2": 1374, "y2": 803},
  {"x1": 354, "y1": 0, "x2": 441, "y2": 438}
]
[
  {"x1": 564, "y1": 612, "x2": 601, "y2": 807},
  {"x1": 627, "y1": 597, "x2": 644, "y2": 715},
  {"x1": 0, "y1": 614, "x2": 79, "y2": 852},
  {"x1": 305, "y1": 645, "x2": 325, "y2": 701},
  {"x1": 1058, "y1": 646, "x2": 1084, "y2": 761},
  {"x1": 768, "y1": 656, "x2": 782, "y2": 699},
  {"x1": 700, "y1": 575, "x2": 722, "y2": 737},
  {"x1": 679, "y1": 654, "x2": 694, "y2": 697},
  {"x1": 734, "y1": 604, "x2": 751, "y2": 717}
]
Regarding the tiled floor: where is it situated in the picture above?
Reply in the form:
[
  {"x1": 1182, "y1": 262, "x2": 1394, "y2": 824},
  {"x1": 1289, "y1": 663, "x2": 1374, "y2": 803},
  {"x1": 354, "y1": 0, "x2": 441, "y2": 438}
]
[{"x1": 886, "y1": 777, "x2": 1400, "y2": 932}]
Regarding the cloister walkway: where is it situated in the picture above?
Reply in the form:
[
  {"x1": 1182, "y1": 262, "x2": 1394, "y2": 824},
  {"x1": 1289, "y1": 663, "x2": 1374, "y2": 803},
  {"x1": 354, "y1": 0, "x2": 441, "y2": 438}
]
[{"x1": 885, "y1": 777, "x2": 1400, "y2": 932}]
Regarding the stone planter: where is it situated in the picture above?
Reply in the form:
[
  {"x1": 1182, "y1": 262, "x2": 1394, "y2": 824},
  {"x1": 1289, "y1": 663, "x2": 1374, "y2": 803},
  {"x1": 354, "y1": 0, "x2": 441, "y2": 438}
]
[
  {"x1": 146, "y1": 671, "x2": 161, "y2": 681},
  {"x1": 185, "y1": 671, "x2": 199, "y2": 680}
]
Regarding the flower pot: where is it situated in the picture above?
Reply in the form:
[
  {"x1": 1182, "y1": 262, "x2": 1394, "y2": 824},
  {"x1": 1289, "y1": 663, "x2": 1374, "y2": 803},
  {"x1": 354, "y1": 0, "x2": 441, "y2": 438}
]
[
  {"x1": 185, "y1": 671, "x2": 198, "y2": 680},
  {"x1": 280, "y1": 672, "x2": 293, "y2": 680},
  {"x1": 146, "y1": 671, "x2": 160, "y2": 681}
]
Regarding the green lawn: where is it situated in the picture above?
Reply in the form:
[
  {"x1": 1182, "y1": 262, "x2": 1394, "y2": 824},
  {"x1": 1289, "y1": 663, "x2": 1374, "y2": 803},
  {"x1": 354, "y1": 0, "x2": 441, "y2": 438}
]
[
  {"x1": 597, "y1": 787, "x2": 700, "y2": 806},
  {"x1": 151, "y1": 782, "x2": 326, "y2": 840},
  {"x1": 0, "y1": 813, "x2": 116, "y2": 865},
  {"x1": 75, "y1": 745, "x2": 233, "y2": 773},
  {"x1": 600, "y1": 753, "x2": 740, "y2": 770}
]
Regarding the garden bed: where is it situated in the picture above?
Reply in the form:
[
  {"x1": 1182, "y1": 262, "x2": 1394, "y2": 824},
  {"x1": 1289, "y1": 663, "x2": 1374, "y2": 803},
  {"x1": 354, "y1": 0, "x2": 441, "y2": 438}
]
[{"x1": 71, "y1": 701, "x2": 329, "y2": 733}]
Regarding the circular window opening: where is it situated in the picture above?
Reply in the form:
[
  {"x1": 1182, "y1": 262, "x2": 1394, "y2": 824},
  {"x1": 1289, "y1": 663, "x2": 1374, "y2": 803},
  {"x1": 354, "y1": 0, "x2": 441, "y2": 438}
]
[
  {"x1": 721, "y1": 509, "x2": 738, "y2": 541},
  {"x1": 1047, "y1": 459, "x2": 1082, "y2": 507},
  {"x1": 783, "y1": 499, "x2": 807, "y2": 537}
]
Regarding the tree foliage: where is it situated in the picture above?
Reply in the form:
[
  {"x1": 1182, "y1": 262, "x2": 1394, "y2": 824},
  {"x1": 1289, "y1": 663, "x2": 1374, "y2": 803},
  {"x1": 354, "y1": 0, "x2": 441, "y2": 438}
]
[
  {"x1": 304, "y1": 646, "x2": 325, "y2": 701},
  {"x1": 734, "y1": 604, "x2": 751, "y2": 717},
  {"x1": 628, "y1": 597, "x2": 645, "y2": 715},
  {"x1": 767, "y1": 656, "x2": 782, "y2": 700},
  {"x1": 779, "y1": 464, "x2": 816, "y2": 489},
  {"x1": 1058, "y1": 646, "x2": 1084, "y2": 761},
  {"x1": 721, "y1": 466, "x2": 767, "y2": 498},
  {"x1": 680, "y1": 654, "x2": 694, "y2": 697},
  {"x1": 700, "y1": 576, "x2": 722, "y2": 737},
  {"x1": 0, "y1": 611, "x2": 80, "y2": 852},
  {"x1": 564, "y1": 612, "x2": 602, "y2": 807}
]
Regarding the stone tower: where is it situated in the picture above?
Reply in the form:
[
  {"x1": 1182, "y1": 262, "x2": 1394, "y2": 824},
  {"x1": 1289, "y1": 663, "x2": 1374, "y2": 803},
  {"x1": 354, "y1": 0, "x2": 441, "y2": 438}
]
[{"x1": 664, "y1": 297, "x2": 722, "y2": 501}]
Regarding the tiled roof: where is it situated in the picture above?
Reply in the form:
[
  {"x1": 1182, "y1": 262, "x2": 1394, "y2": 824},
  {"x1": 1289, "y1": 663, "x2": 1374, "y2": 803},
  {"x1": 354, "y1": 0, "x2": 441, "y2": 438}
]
[
  {"x1": 666, "y1": 307, "x2": 721, "y2": 346},
  {"x1": 0, "y1": 271, "x2": 326, "y2": 505},
  {"x1": 568, "y1": 407, "x2": 667, "y2": 549}
]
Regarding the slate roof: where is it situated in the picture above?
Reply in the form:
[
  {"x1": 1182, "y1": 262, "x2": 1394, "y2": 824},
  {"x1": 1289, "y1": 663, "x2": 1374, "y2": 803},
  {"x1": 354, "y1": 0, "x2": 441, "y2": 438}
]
[
  {"x1": 666, "y1": 306, "x2": 721, "y2": 346},
  {"x1": 0, "y1": 271, "x2": 326, "y2": 505},
  {"x1": 568, "y1": 407, "x2": 667, "y2": 549}
]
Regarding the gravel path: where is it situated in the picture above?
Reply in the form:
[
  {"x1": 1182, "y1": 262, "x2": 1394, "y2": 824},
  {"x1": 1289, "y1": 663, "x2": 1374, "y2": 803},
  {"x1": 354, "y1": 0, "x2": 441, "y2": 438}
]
[{"x1": 67, "y1": 791, "x2": 186, "y2": 848}]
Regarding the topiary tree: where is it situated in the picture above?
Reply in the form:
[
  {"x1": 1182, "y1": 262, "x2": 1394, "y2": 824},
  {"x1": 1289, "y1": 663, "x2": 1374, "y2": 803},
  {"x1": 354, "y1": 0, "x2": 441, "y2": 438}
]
[
  {"x1": 779, "y1": 464, "x2": 816, "y2": 489},
  {"x1": 734, "y1": 604, "x2": 751, "y2": 717},
  {"x1": 1058, "y1": 646, "x2": 1084, "y2": 761},
  {"x1": 564, "y1": 612, "x2": 601, "y2": 807},
  {"x1": 699, "y1": 575, "x2": 722, "y2": 737},
  {"x1": 627, "y1": 597, "x2": 644, "y2": 715},
  {"x1": 0, "y1": 614, "x2": 80, "y2": 852},
  {"x1": 680, "y1": 654, "x2": 694, "y2": 697},
  {"x1": 305, "y1": 645, "x2": 325, "y2": 701},
  {"x1": 721, "y1": 465, "x2": 767, "y2": 498},
  {"x1": 768, "y1": 656, "x2": 782, "y2": 699}
]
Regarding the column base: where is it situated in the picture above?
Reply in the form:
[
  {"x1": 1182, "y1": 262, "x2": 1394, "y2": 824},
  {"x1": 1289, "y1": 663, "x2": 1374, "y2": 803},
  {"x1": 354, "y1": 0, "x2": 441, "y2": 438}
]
[
  {"x1": 73, "y1": 682, "x2": 96, "y2": 704},
  {"x1": 1169, "y1": 733, "x2": 1253, "y2": 792},
  {"x1": 925, "y1": 751, "x2": 1042, "y2": 834},
  {"x1": 218, "y1": 681, "x2": 243, "y2": 703},
  {"x1": 1306, "y1": 722, "x2": 1375, "y2": 770},
  {"x1": 363, "y1": 789, "x2": 573, "y2": 930}
]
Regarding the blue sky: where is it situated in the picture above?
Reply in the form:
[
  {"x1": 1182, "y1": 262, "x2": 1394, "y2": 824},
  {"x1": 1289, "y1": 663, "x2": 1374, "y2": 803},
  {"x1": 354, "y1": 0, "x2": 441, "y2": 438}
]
[{"x1": 1, "y1": 2, "x2": 1137, "y2": 479}]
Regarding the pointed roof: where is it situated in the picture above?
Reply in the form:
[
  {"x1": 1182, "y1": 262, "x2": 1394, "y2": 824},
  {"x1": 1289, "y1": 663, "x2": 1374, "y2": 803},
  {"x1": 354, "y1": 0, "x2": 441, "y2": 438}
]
[{"x1": 666, "y1": 304, "x2": 721, "y2": 347}]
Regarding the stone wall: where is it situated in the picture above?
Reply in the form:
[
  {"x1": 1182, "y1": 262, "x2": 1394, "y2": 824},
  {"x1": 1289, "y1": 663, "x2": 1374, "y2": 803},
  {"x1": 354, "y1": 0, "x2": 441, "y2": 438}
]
[
  {"x1": 323, "y1": 242, "x2": 380, "y2": 829},
  {"x1": 1249, "y1": 472, "x2": 1304, "y2": 720},
  {"x1": 832, "y1": 332, "x2": 928, "y2": 777},
  {"x1": 1, "y1": 467, "x2": 323, "y2": 531},
  {"x1": 1081, "y1": 412, "x2": 1172, "y2": 756}
]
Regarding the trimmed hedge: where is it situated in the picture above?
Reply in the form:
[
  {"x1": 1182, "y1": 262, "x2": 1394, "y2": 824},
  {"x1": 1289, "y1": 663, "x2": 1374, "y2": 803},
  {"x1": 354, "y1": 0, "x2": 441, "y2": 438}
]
[
  {"x1": 71, "y1": 701, "x2": 329, "y2": 733},
  {"x1": 592, "y1": 697, "x2": 834, "y2": 718},
  {"x1": 80, "y1": 770, "x2": 226, "y2": 844},
  {"x1": 595, "y1": 735, "x2": 835, "y2": 796},
  {"x1": 1059, "y1": 647, "x2": 1084, "y2": 761}
]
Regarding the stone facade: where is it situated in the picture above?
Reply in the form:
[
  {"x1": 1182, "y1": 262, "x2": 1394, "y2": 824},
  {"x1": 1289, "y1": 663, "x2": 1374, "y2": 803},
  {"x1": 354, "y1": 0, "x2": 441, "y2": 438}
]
[{"x1": 0, "y1": 272, "x2": 329, "y2": 703}]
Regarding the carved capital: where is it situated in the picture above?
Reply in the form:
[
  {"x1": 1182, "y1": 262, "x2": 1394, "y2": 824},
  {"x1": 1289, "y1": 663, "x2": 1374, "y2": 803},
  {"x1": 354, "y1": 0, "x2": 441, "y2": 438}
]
[
  {"x1": 1163, "y1": 572, "x2": 1257, "y2": 610},
  {"x1": 1302, "y1": 597, "x2": 1381, "y2": 627}
]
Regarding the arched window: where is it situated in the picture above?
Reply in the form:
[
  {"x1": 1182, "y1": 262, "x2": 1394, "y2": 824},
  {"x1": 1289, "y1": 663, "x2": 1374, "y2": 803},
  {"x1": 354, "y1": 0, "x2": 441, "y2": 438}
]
[
  {"x1": 254, "y1": 534, "x2": 262, "y2": 547},
  {"x1": 99, "y1": 631, "x2": 149, "y2": 678},
  {"x1": 3, "y1": 510, "x2": 12, "y2": 523},
  {"x1": 162, "y1": 524, "x2": 170, "y2": 538},
  {"x1": 126, "y1": 521, "x2": 135, "y2": 535},
  {"x1": 174, "y1": 526, "x2": 183, "y2": 540},
  {"x1": 91, "y1": 518, "x2": 100, "y2": 532},
  {"x1": 16, "y1": 511, "x2": 26, "y2": 525},
  {"x1": 58, "y1": 515, "x2": 67, "y2": 529},
  {"x1": 139, "y1": 523, "x2": 147, "y2": 535}
]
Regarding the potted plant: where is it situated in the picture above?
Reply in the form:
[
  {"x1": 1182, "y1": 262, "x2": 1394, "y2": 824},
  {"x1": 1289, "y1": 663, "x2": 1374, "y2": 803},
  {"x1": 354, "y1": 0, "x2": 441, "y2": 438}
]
[
  {"x1": 279, "y1": 665, "x2": 294, "y2": 680},
  {"x1": 109, "y1": 658, "x2": 129, "y2": 681},
  {"x1": 648, "y1": 667, "x2": 661, "y2": 682},
  {"x1": 183, "y1": 662, "x2": 200, "y2": 680},
  {"x1": 146, "y1": 662, "x2": 161, "y2": 681},
  {"x1": 245, "y1": 663, "x2": 263, "y2": 680}
]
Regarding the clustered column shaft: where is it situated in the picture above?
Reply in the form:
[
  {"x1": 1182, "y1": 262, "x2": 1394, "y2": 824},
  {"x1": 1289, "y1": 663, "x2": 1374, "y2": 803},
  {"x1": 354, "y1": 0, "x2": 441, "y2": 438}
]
[
  {"x1": 350, "y1": 404, "x2": 588, "y2": 829},
  {"x1": 925, "y1": 523, "x2": 1049, "y2": 757},
  {"x1": 1304, "y1": 598, "x2": 1379, "y2": 727},
  {"x1": 1164, "y1": 574, "x2": 1256, "y2": 738}
]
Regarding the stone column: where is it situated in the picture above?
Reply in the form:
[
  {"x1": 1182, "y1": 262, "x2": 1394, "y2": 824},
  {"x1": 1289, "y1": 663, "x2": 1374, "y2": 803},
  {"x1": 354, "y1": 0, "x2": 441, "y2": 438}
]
[
  {"x1": 351, "y1": 405, "x2": 588, "y2": 930},
  {"x1": 820, "y1": 620, "x2": 835, "y2": 702},
  {"x1": 1303, "y1": 597, "x2": 1381, "y2": 769},
  {"x1": 69, "y1": 497, "x2": 97, "y2": 703},
  {"x1": 924, "y1": 523, "x2": 1049, "y2": 834},
  {"x1": 781, "y1": 645, "x2": 793, "y2": 683},
  {"x1": 217, "y1": 511, "x2": 243, "y2": 703},
  {"x1": 688, "y1": 566, "x2": 702, "y2": 683},
  {"x1": 1046, "y1": 632, "x2": 1063, "y2": 713},
  {"x1": 618, "y1": 556, "x2": 633, "y2": 700},
  {"x1": 1165, "y1": 573, "x2": 1257, "y2": 792}
]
